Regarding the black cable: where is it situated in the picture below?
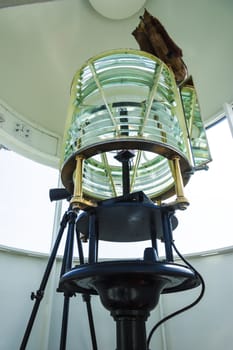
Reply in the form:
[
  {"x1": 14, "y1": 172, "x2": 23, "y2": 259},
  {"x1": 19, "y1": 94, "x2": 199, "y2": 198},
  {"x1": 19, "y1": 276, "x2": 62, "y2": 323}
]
[{"x1": 147, "y1": 241, "x2": 205, "y2": 349}]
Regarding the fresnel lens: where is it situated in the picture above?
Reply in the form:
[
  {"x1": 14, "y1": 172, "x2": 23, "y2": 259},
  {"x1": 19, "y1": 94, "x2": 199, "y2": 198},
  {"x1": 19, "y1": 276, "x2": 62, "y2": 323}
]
[{"x1": 58, "y1": 10, "x2": 211, "y2": 350}]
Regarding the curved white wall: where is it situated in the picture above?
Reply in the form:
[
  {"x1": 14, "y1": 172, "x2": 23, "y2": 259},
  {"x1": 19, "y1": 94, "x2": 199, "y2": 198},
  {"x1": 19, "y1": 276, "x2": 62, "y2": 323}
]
[{"x1": 0, "y1": 246, "x2": 232, "y2": 350}]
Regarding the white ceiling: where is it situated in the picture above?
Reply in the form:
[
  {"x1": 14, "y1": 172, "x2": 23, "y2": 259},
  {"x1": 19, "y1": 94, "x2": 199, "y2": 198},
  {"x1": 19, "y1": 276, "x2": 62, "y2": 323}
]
[{"x1": 0, "y1": 0, "x2": 233, "y2": 140}]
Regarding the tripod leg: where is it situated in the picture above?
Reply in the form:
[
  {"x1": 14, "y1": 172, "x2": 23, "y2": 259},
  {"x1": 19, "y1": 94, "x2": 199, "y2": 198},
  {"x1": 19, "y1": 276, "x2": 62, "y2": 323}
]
[
  {"x1": 20, "y1": 211, "x2": 70, "y2": 350},
  {"x1": 59, "y1": 212, "x2": 98, "y2": 350},
  {"x1": 60, "y1": 210, "x2": 77, "y2": 276},
  {"x1": 76, "y1": 221, "x2": 98, "y2": 350},
  {"x1": 76, "y1": 218, "x2": 98, "y2": 350},
  {"x1": 82, "y1": 294, "x2": 98, "y2": 350},
  {"x1": 59, "y1": 210, "x2": 77, "y2": 349},
  {"x1": 60, "y1": 295, "x2": 71, "y2": 350}
]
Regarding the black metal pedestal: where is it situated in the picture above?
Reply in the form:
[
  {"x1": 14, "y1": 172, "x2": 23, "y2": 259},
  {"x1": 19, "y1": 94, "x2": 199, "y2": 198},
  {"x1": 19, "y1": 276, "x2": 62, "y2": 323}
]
[
  {"x1": 59, "y1": 259, "x2": 200, "y2": 350},
  {"x1": 57, "y1": 192, "x2": 201, "y2": 350},
  {"x1": 113, "y1": 310, "x2": 148, "y2": 350},
  {"x1": 21, "y1": 190, "x2": 201, "y2": 350}
]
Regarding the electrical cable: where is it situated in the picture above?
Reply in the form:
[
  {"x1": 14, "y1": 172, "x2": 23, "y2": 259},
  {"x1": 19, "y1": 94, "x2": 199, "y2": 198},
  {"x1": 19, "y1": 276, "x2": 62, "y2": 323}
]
[{"x1": 147, "y1": 241, "x2": 205, "y2": 349}]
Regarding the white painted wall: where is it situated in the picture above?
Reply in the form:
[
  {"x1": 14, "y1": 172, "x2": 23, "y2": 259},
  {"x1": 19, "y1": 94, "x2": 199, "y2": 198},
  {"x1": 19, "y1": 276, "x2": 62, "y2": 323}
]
[{"x1": 0, "y1": 246, "x2": 232, "y2": 350}]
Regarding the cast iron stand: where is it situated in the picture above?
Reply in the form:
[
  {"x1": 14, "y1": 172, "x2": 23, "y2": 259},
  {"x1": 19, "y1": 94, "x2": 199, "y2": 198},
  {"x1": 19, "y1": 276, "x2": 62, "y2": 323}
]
[{"x1": 59, "y1": 152, "x2": 200, "y2": 350}]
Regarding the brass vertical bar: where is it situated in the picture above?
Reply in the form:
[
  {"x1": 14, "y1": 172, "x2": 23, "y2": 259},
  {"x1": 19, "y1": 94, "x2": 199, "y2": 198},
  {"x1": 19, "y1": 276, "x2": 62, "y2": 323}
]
[
  {"x1": 71, "y1": 155, "x2": 96, "y2": 209},
  {"x1": 88, "y1": 62, "x2": 120, "y2": 136},
  {"x1": 172, "y1": 156, "x2": 189, "y2": 209},
  {"x1": 75, "y1": 155, "x2": 83, "y2": 198},
  {"x1": 139, "y1": 63, "x2": 164, "y2": 136},
  {"x1": 101, "y1": 153, "x2": 117, "y2": 197},
  {"x1": 130, "y1": 150, "x2": 142, "y2": 192},
  {"x1": 70, "y1": 155, "x2": 84, "y2": 209}
]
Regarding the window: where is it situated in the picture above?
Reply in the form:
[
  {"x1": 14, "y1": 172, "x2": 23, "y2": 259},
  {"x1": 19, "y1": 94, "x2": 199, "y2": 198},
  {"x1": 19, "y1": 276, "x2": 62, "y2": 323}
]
[
  {"x1": 174, "y1": 118, "x2": 233, "y2": 254},
  {"x1": 0, "y1": 148, "x2": 58, "y2": 252},
  {"x1": 0, "y1": 118, "x2": 232, "y2": 256}
]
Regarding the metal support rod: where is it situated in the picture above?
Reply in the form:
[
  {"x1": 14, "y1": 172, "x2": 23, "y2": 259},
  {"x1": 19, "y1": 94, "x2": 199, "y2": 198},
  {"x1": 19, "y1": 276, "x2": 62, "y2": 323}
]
[
  {"x1": 88, "y1": 213, "x2": 98, "y2": 264},
  {"x1": 122, "y1": 160, "x2": 131, "y2": 196},
  {"x1": 162, "y1": 210, "x2": 174, "y2": 262},
  {"x1": 149, "y1": 214, "x2": 158, "y2": 255},
  {"x1": 76, "y1": 227, "x2": 85, "y2": 265},
  {"x1": 114, "y1": 150, "x2": 134, "y2": 196}
]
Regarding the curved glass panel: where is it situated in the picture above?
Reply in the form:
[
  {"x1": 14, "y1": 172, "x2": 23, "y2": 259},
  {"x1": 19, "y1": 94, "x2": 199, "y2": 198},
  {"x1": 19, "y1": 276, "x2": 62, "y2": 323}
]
[
  {"x1": 180, "y1": 77, "x2": 212, "y2": 167},
  {"x1": 81, "y1": 151, "x2": 174, "y2": 200},
  {"x1": 61, "y1": 49, "x2": 193, "y2": 201},
  {"x1": 63, "y1": 50, "x2": 189, "y2": 162}
]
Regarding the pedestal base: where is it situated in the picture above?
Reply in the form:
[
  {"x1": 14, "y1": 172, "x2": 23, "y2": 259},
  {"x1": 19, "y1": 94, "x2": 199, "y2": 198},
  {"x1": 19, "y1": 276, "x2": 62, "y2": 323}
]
[{"x1": 59, "y1": 260, "x2": 200, "y2": 350}]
